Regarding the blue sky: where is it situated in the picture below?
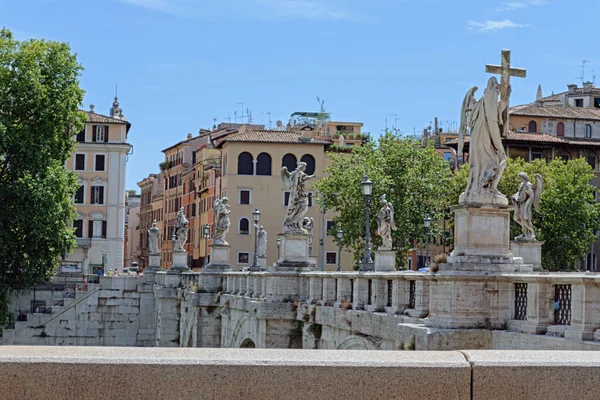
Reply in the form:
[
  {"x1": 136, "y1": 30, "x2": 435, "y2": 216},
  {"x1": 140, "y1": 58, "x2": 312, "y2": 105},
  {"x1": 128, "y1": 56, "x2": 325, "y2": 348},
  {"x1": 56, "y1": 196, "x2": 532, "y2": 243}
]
[{"x1": 1, "y1": 0, "x2": 597, "y2": 190}]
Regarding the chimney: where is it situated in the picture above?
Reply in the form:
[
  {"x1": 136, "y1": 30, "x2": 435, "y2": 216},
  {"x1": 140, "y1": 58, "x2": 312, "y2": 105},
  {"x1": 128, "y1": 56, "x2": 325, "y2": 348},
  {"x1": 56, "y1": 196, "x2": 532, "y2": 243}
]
[
  {"x1": 302, "y1": 130, "x2": 312, "y2": 140},
  {"x1": 584, "y1": 81, "x2": 593, "y2": 93},
  {"x1": 187, "y1": 133, "x2": 192, "y2": 140},
  {"x1": 567, "y1": 84, "x2": 577, "y2": 94},
  {"x1": 536, "y1": 84, "x2": 543, "y2": 102}
]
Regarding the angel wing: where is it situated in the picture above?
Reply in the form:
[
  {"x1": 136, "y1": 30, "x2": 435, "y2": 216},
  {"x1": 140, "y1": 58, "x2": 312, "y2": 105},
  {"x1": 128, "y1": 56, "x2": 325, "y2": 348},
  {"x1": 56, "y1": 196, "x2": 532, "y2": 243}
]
[
  {"x1": 533, "y1": 174, "x2": 544, "y2": 212},
  {"x1": 281, "y1": 166, "x2": 293, "y2": 189},
  {"x1": 389, "y1": 201, "x2": 397, "y2": 231},
  {"x1": 459, "y1": 86, "x2": 478, "y2": 157},
  {"x1": 213, "y1": 198, "x2": 223, "y2": 214}
]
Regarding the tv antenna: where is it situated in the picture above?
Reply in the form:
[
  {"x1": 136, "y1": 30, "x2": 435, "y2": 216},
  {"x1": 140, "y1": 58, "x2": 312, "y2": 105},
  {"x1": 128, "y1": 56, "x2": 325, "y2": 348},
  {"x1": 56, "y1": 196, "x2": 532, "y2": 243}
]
[
  {"x1": 577, "y1": 59, "x2": 590, "y2": 85},
  {"x1": 263, "y1": 111, "x2": 272, "y2": 129},
  {"x1": 237, "y1": 102, "x2": 245, "y2": 123},
  {"x1": 389, "y1": 113, "x2": 400, "y2": 130},
  {"x1": 317, "y1": 96, "x2": 326, "y2": 113},
  {"x1": 275, "y1": 120, "x2": 283, "y2": 130}
]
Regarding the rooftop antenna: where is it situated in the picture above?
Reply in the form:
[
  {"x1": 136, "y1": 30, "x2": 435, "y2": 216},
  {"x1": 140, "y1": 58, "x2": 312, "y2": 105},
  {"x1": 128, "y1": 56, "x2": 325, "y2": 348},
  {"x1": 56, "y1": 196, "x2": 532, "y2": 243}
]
[
  {"x1": 577, "y1": 59, "x2": 590, "y2": 85},
  {"x1": 389, "y1": 114, "x2": 400, "y2": 130},
  {"x1": 115, "y1": 84, "x2": 118, "y2": 98},
  {"x1": 224, "y1": 116, "x2": 231, "y2": 122},
  {"x1": 247, "y1": 109, "x2": 253, "y2": 124},
  {"x1": 237, "y1": 102, "x2": 244, "y2": 123},
  {"x1": 317, "y1": 96, "x2": 326, "y2": 113},
  {"x1": 263, "y1": 111, "x2": 272, "y2": 129}
]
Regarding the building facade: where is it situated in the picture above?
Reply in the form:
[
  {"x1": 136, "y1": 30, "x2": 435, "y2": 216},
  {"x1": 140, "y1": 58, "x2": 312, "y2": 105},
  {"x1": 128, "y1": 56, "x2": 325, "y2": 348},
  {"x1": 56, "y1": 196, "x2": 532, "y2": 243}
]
[{"x1": 65, "y1": 99, "x2": 132, "y2": 274}]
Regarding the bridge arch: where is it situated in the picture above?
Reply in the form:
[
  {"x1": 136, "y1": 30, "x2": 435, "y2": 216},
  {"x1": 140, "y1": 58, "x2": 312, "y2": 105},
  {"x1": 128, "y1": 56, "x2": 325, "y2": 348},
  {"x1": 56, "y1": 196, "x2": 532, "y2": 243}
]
[
  {"x1": 337, "y1": 335, "x2": 377, "y2": 350},
  {"x1": 228, "y1": 312, "x2": 259, "y2": 348}
]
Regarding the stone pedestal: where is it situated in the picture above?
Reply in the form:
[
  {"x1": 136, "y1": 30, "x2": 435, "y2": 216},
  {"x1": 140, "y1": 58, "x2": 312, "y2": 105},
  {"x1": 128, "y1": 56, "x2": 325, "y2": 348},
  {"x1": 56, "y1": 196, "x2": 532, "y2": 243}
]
[
  {"x1": 274, "y1": 233, "x2": 315, "y2": 272},
  {"x1": 374, "y1": 250, "x2": 396, "y2": 272},
  {"x1": 510, "y1": 240, "x2": 543, "y2": 271},
  {"x1": 205, "y1": 243, "x2": 232, "y2": 271},
  {"x1": 258, "y1": 256, "x2": 266, "y2": 271},
  {"x1": 167, "y1": 250, "x2": 190, "y2": 274},
  {"x1": 146, "y1": 254, "x2": 161, "y2": 273}
]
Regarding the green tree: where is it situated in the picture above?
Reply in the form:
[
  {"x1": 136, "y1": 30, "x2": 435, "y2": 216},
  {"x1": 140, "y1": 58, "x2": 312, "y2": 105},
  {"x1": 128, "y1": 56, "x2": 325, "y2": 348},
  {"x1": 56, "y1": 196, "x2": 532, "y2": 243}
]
[
  {"x1": 448, "y1": 157, "x2": 600, "y2": 271},
  {"x1": 315, "y1": 132, "x2": 453, "y2": 268},
  {"x1": 0, "y1": 28, "x2": 84, "y2": 326}
]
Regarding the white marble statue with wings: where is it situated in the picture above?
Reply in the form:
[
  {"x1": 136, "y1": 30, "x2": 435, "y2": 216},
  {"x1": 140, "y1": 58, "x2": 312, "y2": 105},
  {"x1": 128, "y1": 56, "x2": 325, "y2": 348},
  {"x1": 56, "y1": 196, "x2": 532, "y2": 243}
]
[{"x1": 281, "y1": 161, "x2": 315, "y2": 234}]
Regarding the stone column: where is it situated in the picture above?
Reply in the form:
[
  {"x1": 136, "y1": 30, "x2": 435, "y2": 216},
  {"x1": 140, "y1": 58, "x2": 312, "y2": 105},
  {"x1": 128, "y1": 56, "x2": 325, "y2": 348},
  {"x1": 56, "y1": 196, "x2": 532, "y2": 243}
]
[
  {"x1": 309, "y1": 276, "x2": 324, "y2": 303},
  {"x1": 374, "y1": 250, "x2": 396, "y2": 272},
  {"x1": 520, "y1": 281, "x2": 552, "y2": 334},
  {"x1": 566, "y1": 283, "x2": 600, "y2": 341}
]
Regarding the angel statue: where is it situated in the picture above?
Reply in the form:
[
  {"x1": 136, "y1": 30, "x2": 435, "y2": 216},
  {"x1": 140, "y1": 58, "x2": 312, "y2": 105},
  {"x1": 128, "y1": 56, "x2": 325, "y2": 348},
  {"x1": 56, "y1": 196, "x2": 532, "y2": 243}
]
[
  {"x1": 281, "y1": 161, "x2": 315, "y2": 233},
  {"x1": 458, "y1": 77, "x2": 510, "y2": 205},
  {"x1": 173, "y1": 207, "x2": 189, "y2": 252},
  {"x1": 376, "y1": 194, "x2": 397, "y2": 250},
  {"x1": 213, "y1": 197, "x2": 231, "y2": 245},
  {"x1": 511, "y1": 172, "x2": 543, "y2": 241},
  {"x1": 256, "y1": 226, "x2": 267, "y2": 258},
  {"x1": 302, "y1": 217, "x2": 315, "y2": 256},
  {"x1": 148, "y1": 219, "x2": 160, "y2": 255}
]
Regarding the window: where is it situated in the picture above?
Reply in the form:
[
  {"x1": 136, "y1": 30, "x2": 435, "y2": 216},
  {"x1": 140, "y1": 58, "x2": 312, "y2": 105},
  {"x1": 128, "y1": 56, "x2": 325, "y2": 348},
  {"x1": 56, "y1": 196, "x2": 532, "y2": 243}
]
[
  {"x1": 326, "y1": 220, "x2": 336, "y2": 236},
  {"x1": 76, "y1": 129, "x2": 85, "y2": 143},
  {"x1": 557, "y1": 122, "x2": 565, "y2": 137},
  {"x1": 73, "y1": 220, "x2": 83, "y2": 238},
  {"x1": 95, "y1": 154, "x2": 105, "y2": 171},
  {"x1": 595, "y1": 98, "x2": 600, "y2": 108},
  {"x1": 308, "y1": 192, "x2": 313, "y2": 207},
  {"x1": 192, "y1": 151, "x2": 196, "y2": 165},
  {"x1": 559, "y1": 154, "x2": 570, "y2": 162},
  {"x1": 89, "y1": 220, "x2": 107, "y2": 238},
  {"x1": 93, "y1": 125, "x2": 108, "y2": 143},
  {"x1": 74, "y1": 185, "x2": 84, "y2": 204},
  {"x1": 326, "y1": 252, "x2": 337, "y2": 265},
  {"x1": 91, "y1": 186, "x2": 104, "y2": 204},
  {"x1": 238, "y1": 252, "x2": 250, "y2": 264},
  {"x1": 256, "y1": 153, "x2": 272, "y2": 176},
  {"x1": 75, "y1": 154, "x2": 85, "y2": 171},
  {"x1": 528, "y1": 120, "x2": 537, "y2": 133},
  {"x1": 283, "y1": 191, "x2": 291, "y2": 206},
  {"x1": 282, "y1": 153, "x2": 297, "y2": 171},
  {"x1": 587, "y1": 155, "x2": 596, "y2": 170},
  {"x1": 586, "y1": 124, "x2": 592, "y2": 138},
  {"x1": 239, "y1": 189, "x2": 251, "y2": 205},
  {"x1": 191, "y1": 203, "x2": 196, "y2": 217},
  {"x1": 531, "y1": 149, "x2": 543, "y2": 161},
  {"x1": 239, "y1": 218, "x2": 250, "y2": 235},
  {"x1": 237, "y1": 152, "x2": 254, "y2": 175},
  {"x1": 575, "y1": 99, "x2": 584, "y2": 107},
  {"x1": 300, "y1": 154, "x2": 316, "y2": 175}
]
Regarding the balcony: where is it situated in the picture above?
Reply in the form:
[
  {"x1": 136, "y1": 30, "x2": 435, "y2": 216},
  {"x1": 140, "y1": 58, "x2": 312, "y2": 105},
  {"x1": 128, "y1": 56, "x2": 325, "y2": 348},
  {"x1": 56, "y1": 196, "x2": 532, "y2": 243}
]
[{"x1": 75, "y1": 238, "x2": 92, "y2": 248}]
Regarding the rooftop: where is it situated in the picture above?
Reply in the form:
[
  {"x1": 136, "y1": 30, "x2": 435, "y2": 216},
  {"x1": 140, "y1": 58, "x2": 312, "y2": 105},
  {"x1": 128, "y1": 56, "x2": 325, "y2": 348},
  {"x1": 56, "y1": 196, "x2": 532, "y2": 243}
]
[
  {"x1": 510, "y1": 104, "x2": 600, "y2": 121},
  {"x1": 216, "y1": 130, "x2": 332, "y2": 148},
  {"x1": 446, "y1": 131, "x2": 600, "y2": 149}
]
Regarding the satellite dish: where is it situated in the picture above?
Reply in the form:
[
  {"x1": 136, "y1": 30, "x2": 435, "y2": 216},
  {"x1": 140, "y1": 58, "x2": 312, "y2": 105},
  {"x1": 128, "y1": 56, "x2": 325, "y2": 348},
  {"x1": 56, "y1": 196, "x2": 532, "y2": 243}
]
[{"x1": 276, "y1": 120, "x2": 283, "y2": 129}]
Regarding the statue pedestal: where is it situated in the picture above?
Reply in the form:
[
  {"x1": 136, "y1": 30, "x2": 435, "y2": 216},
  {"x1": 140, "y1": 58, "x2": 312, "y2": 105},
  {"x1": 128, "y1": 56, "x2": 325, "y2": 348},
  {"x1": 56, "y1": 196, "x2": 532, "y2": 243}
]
[
  {"x1": 205, "y1": 243, "x2": 232, "y2": 271},
  {"x1": 258, "y1": 256, "x2": 266, "y2": 271},
  {"x1": 146, "y1": 254, "x2": 161, "y2": 273},
  {"x1": 374, "y1": 250, "x2": 396, "y2": 271},
  {"x1": 168, "y1": 250, "x2": 190, "y2": 274},
  {"x1": 511, "y1": 240, "x2": 543, "y2": 271},
  {"x1": 274, "y1": 233, "x2": 315, "y2": 272}
]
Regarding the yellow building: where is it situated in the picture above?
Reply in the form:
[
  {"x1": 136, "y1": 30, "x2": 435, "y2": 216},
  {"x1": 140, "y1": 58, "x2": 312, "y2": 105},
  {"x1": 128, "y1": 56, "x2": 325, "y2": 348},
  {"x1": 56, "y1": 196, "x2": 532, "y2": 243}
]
[{"x1": 65, "y1": 99, "x2": 131, "y2": 274}]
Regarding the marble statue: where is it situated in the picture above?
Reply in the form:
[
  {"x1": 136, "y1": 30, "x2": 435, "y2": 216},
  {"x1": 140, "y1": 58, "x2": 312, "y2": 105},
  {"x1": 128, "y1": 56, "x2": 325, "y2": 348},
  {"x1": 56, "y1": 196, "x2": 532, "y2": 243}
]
[
  {"x1": 257, "y1": 226, "x2": 267, "y2": 258},
  {"x1": 148, "y1": 219, "x2": 160, "y2": 254},
  {"x1": 458, "y1": 77, "x2": 510, "y2": 205},
  {"x1": 213, "y1": 197, "x2": 231, "y2": 245},
  {"x1": 302, "y1": 217, "x2": 315, "y2": 256},
  {"x1": 511, "y1": 172, "x2": 543, "y2": 241},
  {"x1": 281, "y1": 162, "x2": 315, "y2": 233},
  {"x1": 173, "y1": 207, "x2": 189, "y2": 252},
  {"x1": 376, "y1": 194, "x2": 396, "y2": 250}
]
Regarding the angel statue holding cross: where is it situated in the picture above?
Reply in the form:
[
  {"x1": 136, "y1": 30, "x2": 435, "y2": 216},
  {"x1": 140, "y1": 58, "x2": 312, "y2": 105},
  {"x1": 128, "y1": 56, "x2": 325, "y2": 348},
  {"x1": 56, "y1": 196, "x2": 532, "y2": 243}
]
[
  {"x1": 458, "y1": 49, "x2": 526, "y2": 205},
  {"x1": 281, "y1": 161, "x2": 315, "y2": 233}
]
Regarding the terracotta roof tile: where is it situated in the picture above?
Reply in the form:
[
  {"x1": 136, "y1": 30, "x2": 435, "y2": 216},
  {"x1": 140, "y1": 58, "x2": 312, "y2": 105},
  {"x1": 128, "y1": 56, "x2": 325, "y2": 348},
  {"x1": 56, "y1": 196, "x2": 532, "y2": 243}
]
[
  {"x1": 216, "y1": 130, "x2": 332, "y2": 147},
  {"x1": 510, "y1": 104, "x2": 600, "y2": 121},
  {"x1": 83, "y1": 111, "x2": 128, "y2": 124},
  {"x1": 446, "y1": 132, "x2": 567, "y2": 145}
]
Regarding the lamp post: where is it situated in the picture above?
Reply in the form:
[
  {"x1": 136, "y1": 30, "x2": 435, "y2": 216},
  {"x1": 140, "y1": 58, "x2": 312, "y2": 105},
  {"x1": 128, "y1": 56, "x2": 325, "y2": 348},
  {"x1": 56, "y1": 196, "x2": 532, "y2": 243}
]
[
  {"x1": 203, "y1": 224, "x2": 210, "y2": 267},
  {"x1": 336, "y1": 229, "x2": 343, "y2": 272},
  {"x1": 251, "y1": 208, "x2": 261, "y2": 271},
  {"x1": 360, "y1": 176, "x2": 374, "y2": 271},
  {"x1": 424, "y1": 214, "x2": 432, "y2": 269},
  {"x1": 277, "y1": 237, "x2": 281, "y2": 260}
]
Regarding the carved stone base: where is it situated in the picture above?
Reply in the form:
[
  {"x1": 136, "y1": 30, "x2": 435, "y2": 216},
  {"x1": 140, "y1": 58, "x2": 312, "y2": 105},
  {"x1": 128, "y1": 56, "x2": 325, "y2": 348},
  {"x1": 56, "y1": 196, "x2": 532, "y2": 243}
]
[
  {"x1": 145, "y1": 254, "x2": 161, "y2": 273},
  {"x1": 510, "y1": 241, "x2": 543, "y2": 271},
  {"x1": 258, "y1": 256, "x2": 267, "y2": 271},
  {"x1": 274, "y1": 233, "x2": 314, "y2": 272},
  {"x1": 374, "y1": 250, "x2": 396, "y2": 272},
  {"x1": 205, "y1": 244, "x2": 232, "y2": 271},
  {"x1": 168, "y1": 250, "x2": 190, "y2": 274}
]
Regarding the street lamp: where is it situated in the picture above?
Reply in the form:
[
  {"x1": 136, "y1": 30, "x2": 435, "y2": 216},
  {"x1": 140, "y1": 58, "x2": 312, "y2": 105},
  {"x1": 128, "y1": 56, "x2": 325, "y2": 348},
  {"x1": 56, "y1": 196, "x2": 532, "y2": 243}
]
[
  {"x1": 424, "y1": 214, "x2": 432, "y2": 269},
  {"x1": 203, "y1": 224, "x2": 210, "y2": 267},
  {"x1": 251, "y1": 208, "x2": 261, "y2": 271},
  {"x1": 360, "y1": 176, "x2": 374, "y2": 271},
  {"x1": 277, "y1": 237, "x2": 281, "y2": 260},
  {"x1": 337, "y1": 229, "x2": 343, "y2": 272}
]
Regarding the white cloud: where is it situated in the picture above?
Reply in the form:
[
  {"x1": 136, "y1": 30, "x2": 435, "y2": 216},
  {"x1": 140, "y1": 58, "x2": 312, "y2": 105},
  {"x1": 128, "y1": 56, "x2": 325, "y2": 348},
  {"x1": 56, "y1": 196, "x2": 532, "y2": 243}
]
[
  {"x1": 256, "y1": 0, "x2": 356, "y2": 21},
  {"x1": 467, "y1": 19, "x2": 529, "y2": 32},
  {"x1": 496, "y1": 0, "x2": 550, "y2": 11},
  {"x1": 118, "y1": 0, "x2": 192, "y2": 16}
]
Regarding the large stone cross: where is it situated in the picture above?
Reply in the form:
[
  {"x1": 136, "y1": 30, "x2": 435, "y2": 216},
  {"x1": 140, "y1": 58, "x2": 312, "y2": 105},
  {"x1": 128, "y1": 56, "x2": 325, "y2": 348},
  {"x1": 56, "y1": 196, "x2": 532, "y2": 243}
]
[{"x1": 485, "y1": 49, "x2": 526, "y2": 136}]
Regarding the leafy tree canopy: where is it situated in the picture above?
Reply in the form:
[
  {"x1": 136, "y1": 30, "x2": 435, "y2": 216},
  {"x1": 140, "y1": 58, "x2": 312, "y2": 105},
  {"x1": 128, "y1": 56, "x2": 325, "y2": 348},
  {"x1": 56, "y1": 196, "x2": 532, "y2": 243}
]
[
  {"x1": 0, "y1": 28, "x2": 85, "y2": 323},
  {"x1": 315, "y1": 132, "x2": 453, "y2": 268},
  {"x1": 449, "y1": 157, "x2": 600, "y2": 271}
]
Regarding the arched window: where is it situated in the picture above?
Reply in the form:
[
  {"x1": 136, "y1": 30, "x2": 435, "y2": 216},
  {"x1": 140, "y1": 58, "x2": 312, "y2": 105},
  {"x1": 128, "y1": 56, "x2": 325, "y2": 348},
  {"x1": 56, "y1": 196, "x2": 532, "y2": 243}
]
[
  {"x1": 239, "y1": 218, "x2": 249, "y2": 235},
  {"x1": 528, "y1": 120, "x2": 537, "y2": 133},
  {"x1": 557, "y1": 122, "x2": 565, "y2": 137},
  {"x1": 586, "y1": 124, "x2": 592, "y2": 138},
  {"x1": 282, "y1": 153, "x2": 297, "y2": 171},
  {"x1": 256, "y1": 152, "x2": 272, "y2": 176},
  {"x1": 237, "y1": 152, "x2": 253, "y2": 175},
  {"x1": 300, "y1": 154, "x2": 316, "y2": 175}
]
